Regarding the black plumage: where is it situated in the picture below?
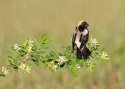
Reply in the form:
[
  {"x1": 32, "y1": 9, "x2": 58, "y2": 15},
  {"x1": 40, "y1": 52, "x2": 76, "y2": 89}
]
[{"x1": 72, "y1": 21, "x2": 91, "y2": 59}]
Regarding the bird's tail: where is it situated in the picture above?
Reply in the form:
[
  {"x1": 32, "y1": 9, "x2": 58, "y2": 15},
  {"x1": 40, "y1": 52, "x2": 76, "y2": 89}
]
[
  {"x1": 76, "y1": 45, "x2": 91, "y2": 59},
  {"x1": 81, "y1": 45, "x2": 91, "y2": 58}
]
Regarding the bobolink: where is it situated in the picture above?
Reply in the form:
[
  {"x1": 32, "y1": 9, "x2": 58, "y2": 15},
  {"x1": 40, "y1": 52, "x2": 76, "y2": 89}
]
[{"x1": 72, "y1": 21, "x2": 91, "y2": 59}]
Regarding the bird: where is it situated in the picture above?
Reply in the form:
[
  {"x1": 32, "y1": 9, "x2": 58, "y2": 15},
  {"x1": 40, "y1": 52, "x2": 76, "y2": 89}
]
[{"x1": 72, "y1": 21, "x2": 91, "y2": 59}]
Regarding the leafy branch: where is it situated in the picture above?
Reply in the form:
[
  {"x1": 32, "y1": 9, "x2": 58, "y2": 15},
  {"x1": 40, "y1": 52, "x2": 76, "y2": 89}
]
[{"x1": 0, "y1": 34, "x2": 109, "y2": 77}]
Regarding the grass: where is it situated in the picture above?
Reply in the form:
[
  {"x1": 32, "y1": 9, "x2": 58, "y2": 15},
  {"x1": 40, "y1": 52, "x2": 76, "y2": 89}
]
[{"x1": 0, "y1": 0, "x2": 125, "y2": 89}]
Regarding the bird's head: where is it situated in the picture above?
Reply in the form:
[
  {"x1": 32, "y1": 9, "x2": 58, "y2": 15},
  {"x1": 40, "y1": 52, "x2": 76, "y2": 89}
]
[{"x1": 77, "y1": 21, "x2": 89, "y2": 31}]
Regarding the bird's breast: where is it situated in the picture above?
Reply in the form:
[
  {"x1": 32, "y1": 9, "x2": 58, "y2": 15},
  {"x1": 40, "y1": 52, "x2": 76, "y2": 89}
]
[
  {"x1": 75, "y1": 31, "x2": 81, "y2": 48},
  {"x1": 82, "y1": 29, "x2": 88, "y2": 35}
]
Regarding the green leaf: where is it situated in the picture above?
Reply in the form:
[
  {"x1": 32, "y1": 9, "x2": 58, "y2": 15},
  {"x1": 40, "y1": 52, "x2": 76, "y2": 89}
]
[
  {"x1": 72, "y1": 61, "x2": 79, "y2": 67},
  {"x1": 50, "y1": 51, "x2": 56, "y2": 56},
  {"x1": 40, "y1": 34, "x2": 46, "y2": 44},
  {"x1": 44, "y1": 40, "x2": 50, "y2": 43},
  {"x1": 66, "y1": 46, "x2": 72, "y2": 52},
  {"x1": 60, "y1": 63, "x2": 65, "y2": 68},
  {"x1": 0, "y1": 74, "x2": 5, "y2": 77},
  {"x1": 39, "y1": 61, "x2": 48, "y2": 67},
  {"x1": 41, "y1": 57, "x2": 49, "y2": 61},
  {"x1": 43, "y1": 46, "x2": 49, "y2": 49},
  {"x1": 70, "y1": 67, "x2": 78, "y2": 77},
  {"x1": 7, "y1": 51, "x2": 14, "y2": 59},
  {"x1": 43, "y1": 55, "x2": 53, "y2": 61},
  {"x1": 34, "y1": 36, "x2": 40, "y2": 44},
  {"x1": 19, "y1": 50, "x2": 26, "y2": 56},
  {"x1": 66, "y1": 54, "x2": 71, "y2": 59},
  {"x1": 7, "y1": 55, "x2": 14, "y2": 59}
]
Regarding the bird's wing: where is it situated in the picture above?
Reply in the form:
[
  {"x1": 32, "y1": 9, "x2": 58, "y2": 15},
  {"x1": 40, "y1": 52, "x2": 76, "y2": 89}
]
[
  {"x1": 80, "y1": 30, "x2": 89, "y2": 45},
  {"x1": 72, "y1": 30, "x2": 77, "y2": 52},
  {"x1": 79, "y1": 31, "x2": 89, "y2": 50}
]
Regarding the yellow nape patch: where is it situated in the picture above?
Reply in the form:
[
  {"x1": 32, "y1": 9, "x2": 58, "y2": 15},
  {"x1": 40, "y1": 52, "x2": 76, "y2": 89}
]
[{"x1": 77, "y1": 20, "x2": 84, "y2": 27}]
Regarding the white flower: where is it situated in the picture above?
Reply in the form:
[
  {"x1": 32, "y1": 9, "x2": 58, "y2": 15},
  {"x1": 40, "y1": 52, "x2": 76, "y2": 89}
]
[
  {"x1": 18, "y1": 63, "x2": 31, "y2": 73},
  {"x1": 53, "y1": 65, "x2": 58, "y2": 71},
  {"x1": 14, "y1": 44, "x2": 21, "y2": 51},
  {"x1": 28, "y1": 39, "x2": 34, "y2": 47},
  {"x1": 86, "y1": 61, "x2": 95, "y2": 71},
  {"x1": 76, "y1": 64, "x2": 81, "y2": 70},
  {"x1": 49, "y1": 61, "x2": 58, "y2": 71},
  {"x1": 100, "y1": 52, "x2": 109, "y2": 60},
  {"x1": 1, "y1": 67, "x2": 9, "y2": 75},
  {"x1": 24, "y1": 39, "x2": 34, "y2": 53},
  {"x1": 23, "y1": 39, "x2": 34, "y2": 54},
  {"x1": 90, "y1": 38, "x2": 98, "y2": 45},
  {"x1": 90, "y1": 37, "x2": 99, "y2": 49},
  {"x1": 23, "y1": 39, "x2": 34, "y2": 47},
  {"x1": 27, "y1": 46, "x2": 32, "y2": 53},
  {"x1": 25, "y1": 53, "x2": 29, "y2": 59},
  {"x1": 28, "y1": 39, "x2": 34, "y2": 45},
  {"x1": 58, "y1": 56, "x2": 67, "y2": 64},
  {"x1": 88, "y1": 65, "x2": 94, "y2": 71},
  {"x1": 25, "y1": 65, "x2": 31, "y2": 73},
  {"x1": 49, "y1": 61, "x2": 54, "y2": 67},
  {"x1": 18, "y1": 62, "x2": 26, "y2": 70}
]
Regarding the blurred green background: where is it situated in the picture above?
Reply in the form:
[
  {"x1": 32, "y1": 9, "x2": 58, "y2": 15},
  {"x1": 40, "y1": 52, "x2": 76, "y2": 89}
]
[{"x1": 0, "y1": 0, "x2": 125, "y2": 89}]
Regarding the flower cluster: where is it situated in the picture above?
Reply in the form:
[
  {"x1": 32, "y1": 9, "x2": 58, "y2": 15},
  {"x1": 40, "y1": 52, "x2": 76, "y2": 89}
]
[
  {"x1": 18, "y1": 62, "x2": 31, "y2": 73},
  {"x1": 49, "y1": 61, "x2": 58, "y2": 71},
  {"x1": 23, "y1": 39, "x2": 34, "y2": 53},
  {"x1": 0, "y1": 67, "x2": 9, "y2": 76},
  {"x1": 58, "y1": 56, "x2": 67, "y2": 65},
  {"x1": 22, "y1": 39, "x2": 34, "y2": 60},
  {"x1": 14, "y1": 44, "x2": 21, "y2": 51},
  {"x1": 89, "y1": 37, "x2": 99, "y2": 50},
  {"x1": 86, "y1": 61, "x2": 95, "y2": 71},
  {"x1": 100, "y1": 52, "x2": 109, "y2": 60}
]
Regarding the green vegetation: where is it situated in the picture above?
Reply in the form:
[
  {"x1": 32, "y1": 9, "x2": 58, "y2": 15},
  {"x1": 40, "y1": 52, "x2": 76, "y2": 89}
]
[
  {"x1": 0, "y1": 34, "x2": 109, "y2": 77},
  {"x1": 0, "y1": 0, "x2": 125, "y2": 89}
]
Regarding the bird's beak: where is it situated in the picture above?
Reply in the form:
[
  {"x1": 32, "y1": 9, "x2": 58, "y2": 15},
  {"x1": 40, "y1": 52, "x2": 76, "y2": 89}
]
[{"x1": 86, "y1": 24, "x2": 89, "y2": 27}]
